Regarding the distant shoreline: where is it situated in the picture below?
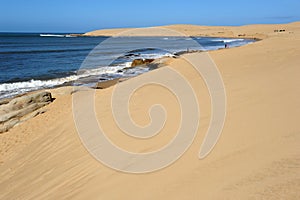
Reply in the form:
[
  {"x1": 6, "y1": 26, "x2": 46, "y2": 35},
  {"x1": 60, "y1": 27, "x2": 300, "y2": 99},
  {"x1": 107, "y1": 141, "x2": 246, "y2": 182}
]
[{"x1": 0, "y1": 34, "x2": 255, "y2": 100}]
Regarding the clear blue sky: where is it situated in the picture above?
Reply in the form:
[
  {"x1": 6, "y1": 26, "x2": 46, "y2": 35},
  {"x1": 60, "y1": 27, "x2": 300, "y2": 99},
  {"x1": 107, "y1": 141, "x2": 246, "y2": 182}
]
[{"x1": 1, "y1": 0, "x2": 299, "y2": 33}]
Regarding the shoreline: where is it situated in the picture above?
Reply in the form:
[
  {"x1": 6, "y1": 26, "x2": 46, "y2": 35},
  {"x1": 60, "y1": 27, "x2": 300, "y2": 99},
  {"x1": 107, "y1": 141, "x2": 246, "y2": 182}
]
[
  {"x1": 1, "y1": 22, "x2": 300, "y2": 199},
  {"x1": 0, "y1": 36, "x2": 256, "y2": 101}
]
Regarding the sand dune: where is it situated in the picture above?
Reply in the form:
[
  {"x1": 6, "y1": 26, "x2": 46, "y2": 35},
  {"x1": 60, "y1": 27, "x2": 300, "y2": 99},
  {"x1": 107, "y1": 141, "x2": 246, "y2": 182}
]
[
  {"x1": 84, "y1": 22, "x2": 300, "y2": 39},
  {"x1": 1, "y1": 22, "x2": 300, "y2": 199}
]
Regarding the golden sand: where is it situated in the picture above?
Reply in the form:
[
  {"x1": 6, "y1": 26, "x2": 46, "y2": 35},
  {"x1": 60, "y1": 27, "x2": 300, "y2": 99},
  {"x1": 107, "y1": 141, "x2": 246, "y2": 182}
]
[{"x1": 1, "y1": 22, "x2": 300, "y2": 199}]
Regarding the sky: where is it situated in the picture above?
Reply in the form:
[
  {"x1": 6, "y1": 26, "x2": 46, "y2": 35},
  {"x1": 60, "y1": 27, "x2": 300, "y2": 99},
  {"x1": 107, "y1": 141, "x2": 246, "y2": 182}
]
[{"x1": 0, "y1": 0, "x2": 299, "y2": 33}]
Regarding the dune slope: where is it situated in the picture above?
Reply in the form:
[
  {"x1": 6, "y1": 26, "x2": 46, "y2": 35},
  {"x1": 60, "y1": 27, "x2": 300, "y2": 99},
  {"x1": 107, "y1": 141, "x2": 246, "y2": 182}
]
[{"x1": 0, "y1": 22, "x2": 300, "y2": 199}]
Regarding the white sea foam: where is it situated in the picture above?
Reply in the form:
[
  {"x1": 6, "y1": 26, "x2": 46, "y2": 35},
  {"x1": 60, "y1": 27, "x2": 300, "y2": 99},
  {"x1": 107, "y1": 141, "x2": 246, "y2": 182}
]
[
  {"x1": 0, "y1": 65, "x2": 127, "y2": 99},
  {"x1": 212, "y1": 38, "x2": 245, "y2": 43},
  {"x1": 0, "y1": 78, "x2": 72, "y2": 99},
  {"x1": 0, "y1": 74, "x2": 89, "y2": 92},
  {"x1": 139, "y1": 53, "x2": 174, "y2": 59},
  {"x1": 40, "y1": 34, "x2": 66, "y2": 37}
]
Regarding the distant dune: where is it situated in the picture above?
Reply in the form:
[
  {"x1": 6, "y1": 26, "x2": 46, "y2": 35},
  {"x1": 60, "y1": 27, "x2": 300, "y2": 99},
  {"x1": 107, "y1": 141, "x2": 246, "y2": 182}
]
[{"x1": 84, "y1": 22, "x2": 300, "y2": 39}]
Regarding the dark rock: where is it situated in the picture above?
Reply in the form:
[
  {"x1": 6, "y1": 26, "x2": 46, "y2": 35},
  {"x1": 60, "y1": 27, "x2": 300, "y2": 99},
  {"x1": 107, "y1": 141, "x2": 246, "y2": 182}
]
[
  {"x1": 123, "y1": 53, "x2": 140, "y2": 58},
  {"x1": 274, "y1": 29, "x2": 286, "y2": 32}
]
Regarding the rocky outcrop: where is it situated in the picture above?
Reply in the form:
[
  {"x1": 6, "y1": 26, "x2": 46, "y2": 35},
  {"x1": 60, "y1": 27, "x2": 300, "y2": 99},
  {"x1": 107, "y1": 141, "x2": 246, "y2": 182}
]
[
  {"x1": 94, "y1": 78, "x2": 120, "y2": 89},
  {"x1": 0, "y1": 91, "x2": 53, "y2": 133},
  {"x1": 131, "y1": 59, "x2": 155, "y2": 67}
]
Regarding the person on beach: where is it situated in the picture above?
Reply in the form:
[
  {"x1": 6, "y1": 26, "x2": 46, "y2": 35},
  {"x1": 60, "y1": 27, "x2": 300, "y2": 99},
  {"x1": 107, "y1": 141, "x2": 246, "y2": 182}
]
[{"x1": 225, "y1": 43, "x2": 229, "y2": 48}]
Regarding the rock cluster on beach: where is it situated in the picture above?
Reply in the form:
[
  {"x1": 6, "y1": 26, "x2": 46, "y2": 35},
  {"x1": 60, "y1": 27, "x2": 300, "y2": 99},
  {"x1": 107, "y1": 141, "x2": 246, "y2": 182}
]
[
  {"x1": 95, "y1": 58, "x2": 167, "y2": 90},
  {"x1": 0, "y1": 91, "x2": 53, "y2": 133},
  {"x1": 131, "y1": 58, "x2": 155, "y2": 67}
]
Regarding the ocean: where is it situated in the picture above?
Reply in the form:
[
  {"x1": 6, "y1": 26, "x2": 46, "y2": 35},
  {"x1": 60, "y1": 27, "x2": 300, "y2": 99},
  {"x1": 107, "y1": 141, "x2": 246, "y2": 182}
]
[{"x1": 0, "y1": 33, "x2": 254, "y2": 99}]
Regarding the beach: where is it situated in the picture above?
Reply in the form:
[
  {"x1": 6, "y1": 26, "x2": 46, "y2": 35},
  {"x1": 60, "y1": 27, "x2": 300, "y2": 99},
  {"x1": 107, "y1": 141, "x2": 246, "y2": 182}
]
[{"x1": 1, "y1": 22, "x2": 300, "y2": 199}]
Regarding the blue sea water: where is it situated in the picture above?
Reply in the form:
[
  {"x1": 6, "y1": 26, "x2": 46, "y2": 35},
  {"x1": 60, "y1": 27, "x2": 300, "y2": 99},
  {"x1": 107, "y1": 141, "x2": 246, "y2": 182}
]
[{"x1": 0, "y1": 33, "x2": 254, "y2": 99}]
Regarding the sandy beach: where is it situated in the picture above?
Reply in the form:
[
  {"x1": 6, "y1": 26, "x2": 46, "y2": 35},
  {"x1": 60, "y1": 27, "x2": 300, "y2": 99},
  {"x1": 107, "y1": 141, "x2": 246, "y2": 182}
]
[{"x1": 1, "y1": 22, "x2": 300, "y2": 199}]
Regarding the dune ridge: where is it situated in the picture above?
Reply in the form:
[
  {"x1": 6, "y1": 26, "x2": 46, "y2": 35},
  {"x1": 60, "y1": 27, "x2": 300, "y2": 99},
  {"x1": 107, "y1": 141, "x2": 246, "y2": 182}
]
[{"x1": 84, "y1": 22, "x2": 299, "y2": 39}]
